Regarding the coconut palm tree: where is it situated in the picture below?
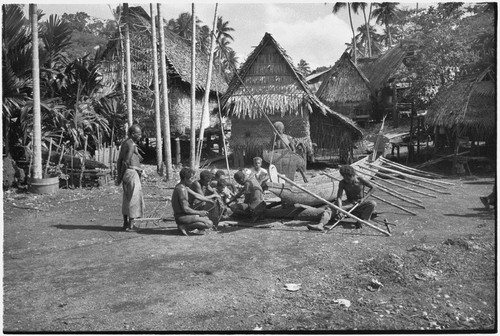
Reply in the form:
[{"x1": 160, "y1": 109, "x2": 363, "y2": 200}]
[
  {"x1": 351, "y1": 2, "x2": 373, "y2": 57},
  {"x1": 297, "y1": 59, "x2": 311, "y2": 76},
  {"x1": 333, "y1": 3, "x2": 357, "y2": 63},
  {"x1": 30, "y1": 3, "x2": 43, "y2": 179},
  {"x1": 372, "y1": 2, "x2": 400, "y2": 47},
  {"x1": 356, "y1": 23, "x2": 383, "y2": 57}
]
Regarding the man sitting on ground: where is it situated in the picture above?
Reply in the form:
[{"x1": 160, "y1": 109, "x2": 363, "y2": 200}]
[
  {"x1": 172, "y1": 167, "x2": 215, "y2": 236},
  {"x1": 308, "y1": 165, "x2": 376, "y2": 231},
  {"x1": 228, "y1": 170, "x2": 266, "y2": 222}
]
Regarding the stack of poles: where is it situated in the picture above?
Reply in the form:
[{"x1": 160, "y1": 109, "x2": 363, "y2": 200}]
[{"x1": 350, "y1": 158, "x2": 453, "y2": 216}]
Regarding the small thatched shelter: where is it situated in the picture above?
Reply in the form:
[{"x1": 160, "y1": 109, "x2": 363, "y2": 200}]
[
  {"x1": 306, "y1": 68, "x2": 331, "y2": 94},
  {"x1": 357, "y1": 40, "x2": 420, "y2": 121},
  {"x1": 221, "y1": 33, "x2": 363, "y2": 165},
  {"x1": 425, "y1": 66, "x2": 496, "y2": 151},
  {"x1": 316, "y1": 52, "x2": 374, "y2": 124},
  {"x1": 102, "y1": 6, "x2": 227, "y2": 158}
]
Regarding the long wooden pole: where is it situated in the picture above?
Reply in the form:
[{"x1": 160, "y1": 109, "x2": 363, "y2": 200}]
[
  {"x1": 369, "y1": 180, "x2": 426, "y2": 208},
  {"x1": 277, "y1": 173, "x2": 391, "y2": 236},
  {"x1": 371, "y1": 194, "x2": 417, "y2": 216},
  {"x1": 150, "y1": 4, "x2": 163, "y2": 175},
  {"x1": 157, "y1": 4, "x2": 173, "y2": 180},
  {"x1": 380, "y1": 157, "x2": 446, "y2": 179},
  {"x1": 369, "y1": 162, "x2": 453, "y2": 189},
  {"x1": 217, "y1": 92, "x2": 231, "y2": 181},
  {"x1": 414, "y1": 151, "x2": 470, "y2": 170},
  {"x1": 189, "y1": 3, "x2": 196, "y2": 169},
  {"x1": 357, "y1": 165, "x2": 445, "y2": 196},
  {"x1": 196, "y1": 3, "x2": 218, "y2": 166},
  {"x1": 123, "y1": 3, "x2": 133, "y2": 126},
  {"x1": 321, "y1": 172, "x2": 418, "y2": 215}
]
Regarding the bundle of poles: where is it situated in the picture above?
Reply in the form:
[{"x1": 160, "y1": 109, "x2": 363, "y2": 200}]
[{"x1": 276, "y1": 157, "x2": 453, "y2": 236}]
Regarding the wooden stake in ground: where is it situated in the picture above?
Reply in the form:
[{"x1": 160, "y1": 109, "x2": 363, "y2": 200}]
[
  {"x1": 44, "y1": 138, "x2": 53, "y2": 176},
  {"x1": 79, "y1": 136, "x2": 88, "y2": 188},
  {"x1": 277, "y1": 173, "x2": 391, "y2": 236}
]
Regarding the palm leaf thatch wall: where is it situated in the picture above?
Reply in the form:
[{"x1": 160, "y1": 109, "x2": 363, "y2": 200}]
[
  {"x1": 425, "y1": 66, "x2": 496, "y2": 141},
  {"x1": 101, "y1": 6, "x2": 227, "y2": 138},
  {"x1": 221, "y1": 33, "x2": 362, "y2": 165},
  {"x1": 317, "y1": 52, "x2": 373, "y2": 120}
]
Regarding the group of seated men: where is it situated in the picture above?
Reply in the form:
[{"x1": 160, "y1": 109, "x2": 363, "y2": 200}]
[{"x1": 171, "y1": 156, "x2": 269, "y2": 236}]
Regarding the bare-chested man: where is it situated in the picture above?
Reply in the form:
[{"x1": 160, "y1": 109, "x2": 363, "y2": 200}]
[{"x1": 172, "y1": 167, "x2": 216, "y2": 236}]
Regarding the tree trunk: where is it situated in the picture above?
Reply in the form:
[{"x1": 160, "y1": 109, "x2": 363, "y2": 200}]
[
  {"x1": 196, "y1": 4, "x2": 218, "y2": 166},
  {"x1": 150, "y1": 4, "x2": 163, "y2": 175},
  {"x1": 124, "y1": 3, "x2": 133, "y2": 126},
  {"x1": 363, "y1": 6, "x2": 372, "y2": 57},
  {"x1": 190, "y1": 3, "x2": 196, "y2": 169},
  {"x1": 157, "y1": 4, "x2": 173, "y2": 180},
  {"x1": 348, "y1": 5, "x2": 357, "y2": 64},
  {"x1": 30, "y1": 4, "x2": 43, "y2": 179}
]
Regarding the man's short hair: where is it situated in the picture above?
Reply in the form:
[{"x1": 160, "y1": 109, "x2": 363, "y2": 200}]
[
  {"x1": 215, "y1": 170, "x2": 226, "y2": 179},
  {"x1": 128, "y1": 124, "x2": 141, "y2": 136},
  {"x1": 253, "y1": 156, "x2": 262, "y2": 163},
  {"x1": 200, "y1": 170, "x2": 213, "y2": 182},
  {"x1": 180, "y1": 167, "x2": 196, "y2": 180},
  {"x1": 339, "y1": 165, "x2": 355, "y2": 177},
  {"x1": 234, "y1": 171, "x2": 246, "y2": 184}
]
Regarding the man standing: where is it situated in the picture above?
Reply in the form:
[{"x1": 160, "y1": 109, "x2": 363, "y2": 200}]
[{"x1": 116, "y1": 125, "x2": 145, "y2": 231}]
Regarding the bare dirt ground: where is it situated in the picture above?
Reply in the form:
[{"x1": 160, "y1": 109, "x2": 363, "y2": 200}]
[{"x1": 2, "y1": 163, "x2": 497, "y2": 332}]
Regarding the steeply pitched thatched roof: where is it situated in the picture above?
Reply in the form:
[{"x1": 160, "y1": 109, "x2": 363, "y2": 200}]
[
  {"x1": 358, "y1": 40, "x2": 419, "y2": 91},
  {"x1": 425, "y1": 66, "x2": 496, "y2": 138},
  {"x1": 316, "y1": 52, "x2": 373, "y2": 103},
  {"x1": 102, "y1": 6, "x2": 227, "y2": 93},
  {"x1": 221, "y1": 32, "x2": 362, "y2": 138}
]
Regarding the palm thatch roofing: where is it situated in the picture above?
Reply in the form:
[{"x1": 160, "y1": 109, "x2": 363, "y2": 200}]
[
  {"x1": 221, "y1": 32, "x2": 362, "y2": 138},
  {"x1": 357, "y1": 40, "x2": 419, "y2": 91},
  {"x1": 316, "y1": 52, "x2": 373, "y2": 103},
  {"x1": 425, "y1": 66, "x2": 496, "y2": 139},
  {"x1": 102, "y1": 6, "x2": 227, "y2": 93}
]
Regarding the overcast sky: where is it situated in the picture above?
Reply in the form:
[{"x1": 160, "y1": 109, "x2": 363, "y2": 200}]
[{"x1": 21, "y1": 1, "x2": 421, "y2": 70}]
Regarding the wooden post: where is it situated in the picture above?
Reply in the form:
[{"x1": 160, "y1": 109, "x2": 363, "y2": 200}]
[
  {"x1": 277, "y1": 173, "x2": 391, "y2": 236},
  {"x1": 79, "y1": 136, "x2": 88, "y2": 188},
  {"x1": 175, "y1": 137, "x2": 181, "y2": 165},
  {"x1": 189, "y1": 3, "x2": 196, "y2": 169},
  {"x1": 150, "y1": 3, "x2": 163, "y2": 175},
  {"x1": 124, "y1": 3, "x2": 133, "y2": 126},
  {"x1": 44, "y1": 138, "x2": 53, "y2": 176}
]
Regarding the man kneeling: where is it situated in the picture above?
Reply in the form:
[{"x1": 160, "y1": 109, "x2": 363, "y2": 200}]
[{"x1": 172, "y1": 167, "x2": 214, "y2": 236}]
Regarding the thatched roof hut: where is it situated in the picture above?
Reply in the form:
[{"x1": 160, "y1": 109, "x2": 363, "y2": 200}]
[
  {"x1": 102, "y1": 6, "x2": 227, "y2": 139},
  {"x1": 316, "y1": 52, "x2": 374, "y2": 123},
  {"x1": 221, "y1": 33, "x2": 363, "y2": 165},
  {"x1": 425, "y1": 66, "x2": 496, "y2": 141},
  {"x1": 306, "y1": 68, "x2": 331, "y2": 94}
]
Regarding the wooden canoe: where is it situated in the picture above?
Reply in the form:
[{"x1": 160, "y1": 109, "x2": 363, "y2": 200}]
[{"x1": 264, "y1": 155, "x2": 382, "y2": 209}]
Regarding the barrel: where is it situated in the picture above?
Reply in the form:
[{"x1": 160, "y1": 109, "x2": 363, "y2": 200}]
[{"x1": 28, "y1": 176, "x2": 59, "y2": 195}]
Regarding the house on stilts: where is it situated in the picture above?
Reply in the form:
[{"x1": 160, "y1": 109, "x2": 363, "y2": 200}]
[
  {"x1": 220, "y1": 32, "x2": 363, "y2": 166},
  {"x1": 316, "y1": 52, "x2": 374, "y2": 126},
  {"x1": 102, "y1": 6, "x2": 228, "y2": 163},
  {"x1": 425, "y1": 65, "x2": 496, "y2": 167}
]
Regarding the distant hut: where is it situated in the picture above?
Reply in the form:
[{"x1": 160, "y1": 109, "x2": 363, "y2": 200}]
[
  {"x1": 425, "y1": 66, "x2": 496, "y2": 155},
  {"x1": 221, "y1": 33, "x2": 363, "y2": 165},
  {"x1": 316, "y1": 52, "x2": 374, "y2": 126},
  {"x1": 306, "y1": 68, "x2": 331, "y2": 94},
  {"x1": 357, "y1": 40, "x2": 420, "y2": 122},
  {"x1": 102, "y1": 6, "x2": 228, "y2": 160}
]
